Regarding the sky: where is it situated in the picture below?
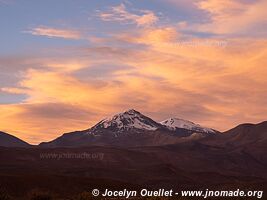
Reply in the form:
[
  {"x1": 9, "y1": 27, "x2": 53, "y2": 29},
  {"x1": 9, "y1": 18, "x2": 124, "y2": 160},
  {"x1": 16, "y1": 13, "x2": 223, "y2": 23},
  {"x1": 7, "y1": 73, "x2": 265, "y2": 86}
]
[{"x1": 1, "y1": 0, "x2": 267, "y2": 144}]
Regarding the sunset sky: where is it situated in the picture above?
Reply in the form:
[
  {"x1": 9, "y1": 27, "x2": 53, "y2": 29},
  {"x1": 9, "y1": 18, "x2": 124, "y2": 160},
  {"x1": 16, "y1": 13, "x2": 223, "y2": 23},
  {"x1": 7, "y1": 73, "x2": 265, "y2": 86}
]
[{"x1": 1, "y1": 0, "x2": 267, "y2": 144}]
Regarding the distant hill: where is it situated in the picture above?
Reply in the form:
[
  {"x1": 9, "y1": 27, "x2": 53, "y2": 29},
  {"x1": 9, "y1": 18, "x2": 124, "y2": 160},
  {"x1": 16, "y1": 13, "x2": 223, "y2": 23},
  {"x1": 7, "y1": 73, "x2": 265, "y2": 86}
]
[
  {"x1": 0, "y1": 131, "x2": 30, "y2": 147},
  {"x1": 223, "y1": 121, "x2": 267, "y2": 146}
]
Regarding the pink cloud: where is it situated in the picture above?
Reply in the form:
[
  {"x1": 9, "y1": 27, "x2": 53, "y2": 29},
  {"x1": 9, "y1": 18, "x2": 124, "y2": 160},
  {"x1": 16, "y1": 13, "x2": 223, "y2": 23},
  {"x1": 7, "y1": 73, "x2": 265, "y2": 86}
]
[
  {"x1": 195, "y1": 0, "x2": 267, "y2": 35},
  {"x1": 97, "y1": 3, "x2": 158, "y2": 27},
  {"x1": 25, "y1": 26, "x2": 82, "y2": 40}
]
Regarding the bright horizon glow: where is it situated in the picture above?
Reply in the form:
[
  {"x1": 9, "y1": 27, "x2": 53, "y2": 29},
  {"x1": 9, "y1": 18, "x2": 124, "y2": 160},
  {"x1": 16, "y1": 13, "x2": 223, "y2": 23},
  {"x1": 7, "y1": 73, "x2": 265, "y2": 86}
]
[{"x1": 1, "y1": 0, "x2": 267, "y2": 144}]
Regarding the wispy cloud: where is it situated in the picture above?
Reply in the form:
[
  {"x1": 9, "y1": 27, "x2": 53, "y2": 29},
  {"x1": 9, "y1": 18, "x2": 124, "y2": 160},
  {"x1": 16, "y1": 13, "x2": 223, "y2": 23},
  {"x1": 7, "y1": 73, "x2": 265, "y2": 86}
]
[
  {"x1": 163, "y1": 0, "x2": 267, "y2": 36},
  {"x1": 25, "y1": 26, "x2": 82, "y2": 40},
  {"x1": 195, "y1": 0, "x2": 267, "y2": 35},
  {"x1": 97, "y1": 3, "x2": 158, "y2": 27}
]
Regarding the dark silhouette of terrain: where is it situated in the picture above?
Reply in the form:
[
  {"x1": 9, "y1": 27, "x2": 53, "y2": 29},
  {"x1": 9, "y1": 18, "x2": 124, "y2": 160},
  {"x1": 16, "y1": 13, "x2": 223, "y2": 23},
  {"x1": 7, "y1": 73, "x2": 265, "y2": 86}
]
[
  {"x1": 0, "y1": 131, "x2": 30, "y2": 148},
  {"x1": 0, "y1": 112, "x2": 266, "y2": 199}
]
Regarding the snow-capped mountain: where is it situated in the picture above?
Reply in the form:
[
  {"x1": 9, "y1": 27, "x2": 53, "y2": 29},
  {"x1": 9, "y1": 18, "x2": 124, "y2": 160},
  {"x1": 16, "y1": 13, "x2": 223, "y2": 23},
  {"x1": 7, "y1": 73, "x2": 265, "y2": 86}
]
[
  {"x1": 89, "y1": 109, "x2": 161, "y2": 133},
  {"x1": 40, "y1": 109, "x2": 218, "y2": 147},
  {"x1": 161, "y1": 118, "x2": 216, "y2": 134}
]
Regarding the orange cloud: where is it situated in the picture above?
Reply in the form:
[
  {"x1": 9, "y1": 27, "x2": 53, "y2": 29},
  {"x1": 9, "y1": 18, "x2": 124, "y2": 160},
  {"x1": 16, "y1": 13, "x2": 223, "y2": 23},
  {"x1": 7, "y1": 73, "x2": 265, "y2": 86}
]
[
  {"x1": 0, "y1": 103, "x2": 98, "y2": 143},
  {"x1": 2, "y1": 31, "x2": 267, "y2": 145},
  {"x1": 119, "y1": 27, "x2": 179, "y2": 44}
]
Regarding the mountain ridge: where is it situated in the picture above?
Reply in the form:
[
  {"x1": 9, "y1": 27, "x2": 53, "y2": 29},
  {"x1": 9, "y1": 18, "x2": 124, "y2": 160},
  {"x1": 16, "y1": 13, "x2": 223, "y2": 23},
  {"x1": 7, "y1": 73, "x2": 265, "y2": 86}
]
[
  {"x1": 2, "y1": 109, "x2": 266, "y2": 148},
  {"x1": 0, "y1": 131, "x2": 30, "y2": 147},
  {"x1": 88, "y1": 109, "x2": 162, "y2": 133},
  {"x1": 39, "y1": 109, "x2": 219, "y2": 147},
  {"x1": 160, "y1": 117, "x2": 217, "y2": 133}
]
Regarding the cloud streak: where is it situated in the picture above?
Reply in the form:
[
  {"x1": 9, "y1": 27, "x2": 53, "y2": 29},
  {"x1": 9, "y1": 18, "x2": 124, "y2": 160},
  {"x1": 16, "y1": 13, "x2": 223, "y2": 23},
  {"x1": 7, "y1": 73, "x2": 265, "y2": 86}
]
[{"x1": 25, "y1": 26, "x2": 82, "y2": 40}]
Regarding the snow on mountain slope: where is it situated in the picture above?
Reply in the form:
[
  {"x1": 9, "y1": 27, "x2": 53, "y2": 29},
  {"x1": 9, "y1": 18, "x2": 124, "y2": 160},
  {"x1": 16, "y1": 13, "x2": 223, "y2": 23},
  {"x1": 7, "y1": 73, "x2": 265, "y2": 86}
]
[
  {"x1": 39, "y1": 109, "x2": 219, "y2": 147},
  {"x1": 160, "y1": 118, "x2": 216, "y2": 134},
  {"x1": 90, "y1": 109, "x2": 161, "y2": 132}
]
